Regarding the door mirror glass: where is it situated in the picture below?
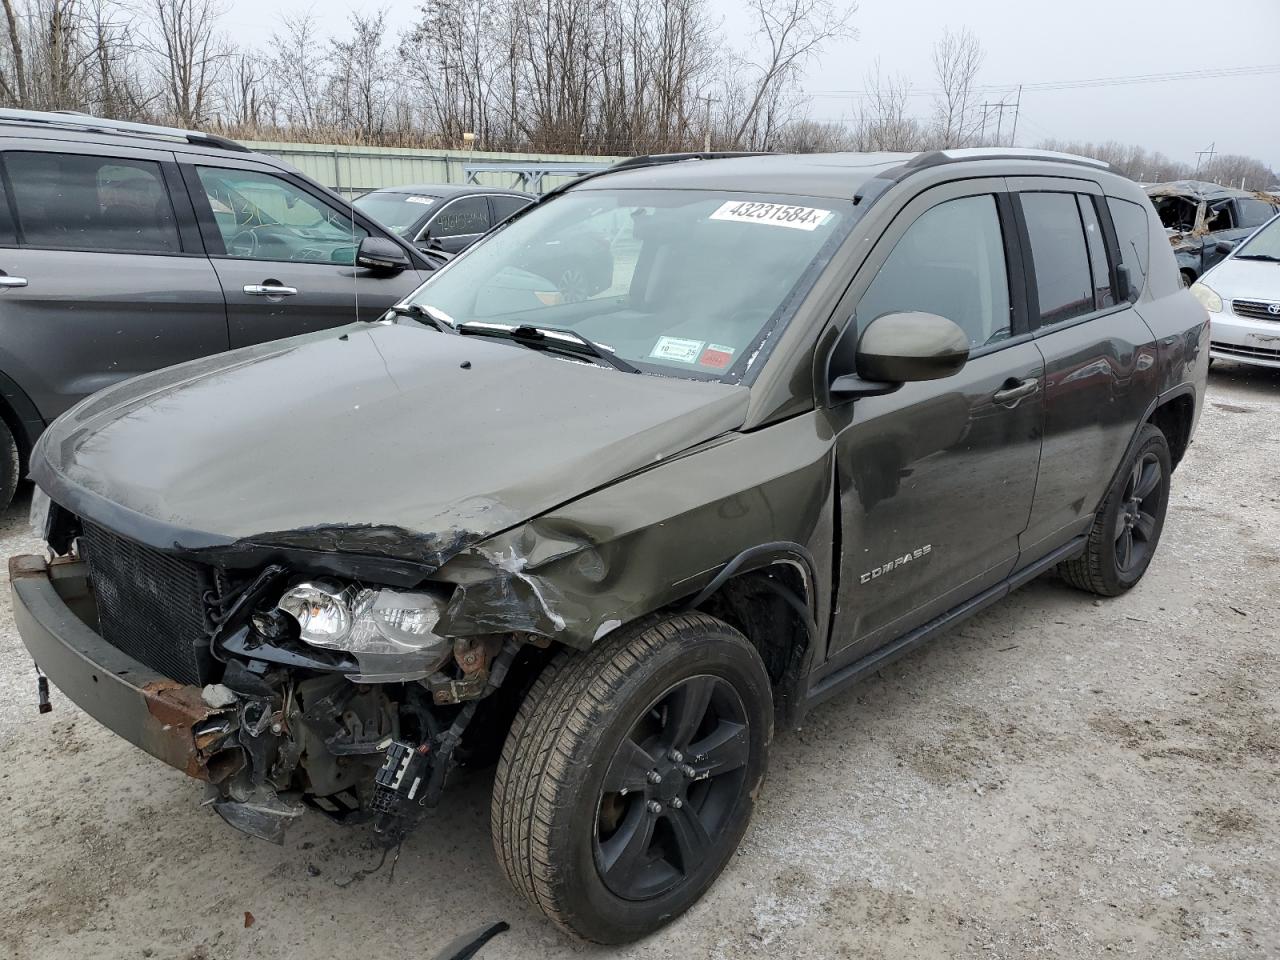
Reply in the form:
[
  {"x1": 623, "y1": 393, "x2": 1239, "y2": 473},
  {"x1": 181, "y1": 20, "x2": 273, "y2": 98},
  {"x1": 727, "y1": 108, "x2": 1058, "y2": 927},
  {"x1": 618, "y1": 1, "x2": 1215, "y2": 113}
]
[
  {"x1": 356, "y1": 235, "x2": 411, "y2": 272},
  {"x1": 838, "y1": 311, "x2": 968, "y2": 391}
]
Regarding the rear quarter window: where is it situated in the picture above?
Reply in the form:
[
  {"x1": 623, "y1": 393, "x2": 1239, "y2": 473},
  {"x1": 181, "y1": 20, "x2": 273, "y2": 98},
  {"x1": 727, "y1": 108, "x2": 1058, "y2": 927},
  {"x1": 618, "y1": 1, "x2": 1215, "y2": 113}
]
[{"x1": 1106, "y1": 197, "x2": 1150, "y2": 301}]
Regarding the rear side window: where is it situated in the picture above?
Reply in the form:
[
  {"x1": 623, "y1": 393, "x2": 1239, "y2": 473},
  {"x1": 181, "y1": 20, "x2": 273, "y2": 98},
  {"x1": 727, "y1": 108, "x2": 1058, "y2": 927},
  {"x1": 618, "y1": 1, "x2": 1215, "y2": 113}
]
[
  {"x1": 1106, "y1": 198, "x2": 1149, "y2": 301},
  {"x1": 856, "y1": 194, "x2": 1011, "y2": 348},
  {"x1": 491, "y1": 195, "x2": 531, "y2": 222},
  {"x1": 1021, "y1": 192, "x2": 1092, "y2": 325},
  {"x1": 429, "y1": 196, "x2": 491, "y2": 238},
  {"x1": 1077, "y1": 196, "x2": 1116, "y2": 311},
  {"x1": 6, "y1": 152, "x2": 179, "y2": 254}
]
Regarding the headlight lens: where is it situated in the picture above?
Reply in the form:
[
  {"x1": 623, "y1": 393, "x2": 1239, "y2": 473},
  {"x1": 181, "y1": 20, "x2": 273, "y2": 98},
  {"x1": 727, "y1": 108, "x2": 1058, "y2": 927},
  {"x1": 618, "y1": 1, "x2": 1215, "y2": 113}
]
[
  {"x1": 1189, "y1": 281, "x2": 1223, "y2": 313},
  {"x1": 276, "y1": 581, "x2": 354, "y2": 646},
  {"x1": 276, "y1": 581, "x2": 449, "y2": 656}
]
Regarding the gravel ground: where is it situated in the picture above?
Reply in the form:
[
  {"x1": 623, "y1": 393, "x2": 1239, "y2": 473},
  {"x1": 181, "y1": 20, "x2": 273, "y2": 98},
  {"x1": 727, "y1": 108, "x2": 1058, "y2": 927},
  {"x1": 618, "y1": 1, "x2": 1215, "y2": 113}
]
[{"x1": 0, "y1": 363, "x2": 1276, "y2": 960}]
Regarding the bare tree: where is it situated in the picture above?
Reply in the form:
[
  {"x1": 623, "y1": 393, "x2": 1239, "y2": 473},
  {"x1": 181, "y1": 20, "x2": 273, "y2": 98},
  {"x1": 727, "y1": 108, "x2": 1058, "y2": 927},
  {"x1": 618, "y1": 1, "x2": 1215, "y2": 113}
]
[
  {"x1": 931, "y1": 26, "x2": 982, "y2": 148},
  {"x1": 727, "y1": 0, "x2": 856, "y2": 149},
  {"x1": 145, "y1": 0, "x2": 227, "y2": 124}
]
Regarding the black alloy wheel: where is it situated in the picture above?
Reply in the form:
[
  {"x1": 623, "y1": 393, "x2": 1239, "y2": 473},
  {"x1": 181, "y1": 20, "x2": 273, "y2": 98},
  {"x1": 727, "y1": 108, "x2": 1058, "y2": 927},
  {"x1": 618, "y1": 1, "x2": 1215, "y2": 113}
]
[
  {"x1": 594, "y1": 674, "x2": 751, "y2": 901},
  {"x1": 1114, "y1": 451, "x2": 1163, "y2": 574}
]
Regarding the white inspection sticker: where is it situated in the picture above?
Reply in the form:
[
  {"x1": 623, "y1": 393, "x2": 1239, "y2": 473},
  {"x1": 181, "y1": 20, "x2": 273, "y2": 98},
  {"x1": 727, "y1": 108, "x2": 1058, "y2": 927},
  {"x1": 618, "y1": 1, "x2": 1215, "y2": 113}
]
[
  {"x1": 649, "y1": 336, "x2": 705, "y2": 363},
  {"x1": 710, "y1": 200, "x2": 833, "y2": 231},
  {"x1": 404, "y1": 195, "x2": 436, "y2": 205}
]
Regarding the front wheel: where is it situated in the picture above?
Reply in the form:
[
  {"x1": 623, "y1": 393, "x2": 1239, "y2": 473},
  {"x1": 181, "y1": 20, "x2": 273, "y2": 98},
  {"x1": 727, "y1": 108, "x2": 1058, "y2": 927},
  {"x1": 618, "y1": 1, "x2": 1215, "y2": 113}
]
[
  {"x1": 491, "y1": 613, "x2": 772, "y2": 943},
  {"x1": 1059, "y1": 422, "x2": 1172, "y2": 596}
]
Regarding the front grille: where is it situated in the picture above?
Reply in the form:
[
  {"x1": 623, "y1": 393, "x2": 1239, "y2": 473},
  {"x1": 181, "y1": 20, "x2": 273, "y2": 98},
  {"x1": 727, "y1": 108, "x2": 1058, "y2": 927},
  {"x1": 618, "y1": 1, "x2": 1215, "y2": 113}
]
[
  {"x1": 1231, "y1": 299, "x2": 1280, "y2": 321},
  {"x1": 80, "y1": 521, "x2": 217, "y2": 685},
  {"x1": 1211, "y1": 340, "x2": 1280, "y2": 362}
]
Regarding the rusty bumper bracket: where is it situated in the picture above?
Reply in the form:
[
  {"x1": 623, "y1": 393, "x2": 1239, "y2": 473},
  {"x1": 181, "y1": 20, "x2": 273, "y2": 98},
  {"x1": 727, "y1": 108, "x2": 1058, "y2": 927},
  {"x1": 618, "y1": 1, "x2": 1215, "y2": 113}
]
[{"x1": 9, "y1": 554, "x2": 237, "y2": 781}]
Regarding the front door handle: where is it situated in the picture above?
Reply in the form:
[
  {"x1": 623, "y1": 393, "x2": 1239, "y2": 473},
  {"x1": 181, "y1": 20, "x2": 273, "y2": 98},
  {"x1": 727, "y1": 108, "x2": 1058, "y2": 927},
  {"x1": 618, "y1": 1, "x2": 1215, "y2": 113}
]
[
  {"x1": 0, "y1": 276, "x2": 28, "y2": 288},
  {"x1": 993, "y1": 377, "x2": 1039, "y2": 405},
  {"x1": 243, "y1": 283, "x2": 298, "y2": 297}
]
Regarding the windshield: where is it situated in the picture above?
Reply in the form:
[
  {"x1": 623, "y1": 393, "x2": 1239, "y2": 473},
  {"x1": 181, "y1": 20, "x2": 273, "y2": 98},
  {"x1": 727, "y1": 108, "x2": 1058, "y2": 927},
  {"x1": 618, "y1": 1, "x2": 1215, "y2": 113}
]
[
  {"x1": 404, "y1": 188, "x2": 852, "y2": 381},
  {"x1": 354, "y1": 192, "x2": 437, "y2": 235},
  {"x1": 1234, "y1": 214, "x2": 1280, "y2": 260}
]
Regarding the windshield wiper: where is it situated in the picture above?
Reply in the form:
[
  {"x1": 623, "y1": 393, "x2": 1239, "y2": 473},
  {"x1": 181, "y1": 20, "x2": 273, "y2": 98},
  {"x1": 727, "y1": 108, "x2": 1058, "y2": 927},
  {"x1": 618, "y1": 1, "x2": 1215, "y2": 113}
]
[
  {"x1": 457, "y1": 323, "x2": 640, "y2": 373},
  {"x1": 385, "y1": 302, "x2": 458, "y2": 333},
  {"x1": 1234, "y1": 253, "x2": 1280, "y2": 263}
]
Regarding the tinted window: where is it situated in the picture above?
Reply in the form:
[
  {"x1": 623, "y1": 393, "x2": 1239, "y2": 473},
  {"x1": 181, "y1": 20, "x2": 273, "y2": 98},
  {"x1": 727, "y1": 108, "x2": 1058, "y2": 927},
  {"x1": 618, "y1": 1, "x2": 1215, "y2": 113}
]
[
  {"x1": 491, "y1": 195, "x2": 532, "y2": 222},
  {"x1": 1235, "y1": 197, "x2": 1277, "y2": 229},
  {"x1": 7, "y1": 152, "x2": 178, "y2": 253},
  {"x1": 1022, "y1": 192, "x2": 1092, "y2": 325},
  {"x1": 353, "y1": 191, "x2": 437, "y2": 235},
  {"x1": 1077, "y1": 195, "x2": 1116, "y2": 311},
  {"x1": 857, "y1": 194, "x2": 1011, "y2": 348},
  {"x1": 1106, "y1": 197, "x2": 1149, "y2": 301},
  {"x1": 429, "y1": 196, "x2": 491, "y2": 238},
  {"x1": 195, "y1": 166, "x2": 366, "y2": 264}
]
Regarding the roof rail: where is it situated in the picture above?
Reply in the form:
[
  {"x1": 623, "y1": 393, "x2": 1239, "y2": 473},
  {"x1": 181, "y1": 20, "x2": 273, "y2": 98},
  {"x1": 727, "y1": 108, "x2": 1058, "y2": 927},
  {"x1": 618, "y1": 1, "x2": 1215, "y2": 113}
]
[
  {"x1": 903, "y1": 147, "x2": 1110, "y2": 171},
  {"x1": 0, "y1": 108, "x2": 249, "y2": 152},
  {"x1": 538, "y1": 150, "x2": 774, "y2": 201}
]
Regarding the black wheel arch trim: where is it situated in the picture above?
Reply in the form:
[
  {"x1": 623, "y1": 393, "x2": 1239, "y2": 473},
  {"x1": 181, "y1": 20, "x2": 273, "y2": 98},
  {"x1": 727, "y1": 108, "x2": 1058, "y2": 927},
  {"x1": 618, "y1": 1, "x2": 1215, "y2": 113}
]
[
  {"x1": 1096, "y1": 383, "x2": 1195, "y2": 517},
  {"x1": 0, "y1": 368, "x2": 46, "y2": 455}
]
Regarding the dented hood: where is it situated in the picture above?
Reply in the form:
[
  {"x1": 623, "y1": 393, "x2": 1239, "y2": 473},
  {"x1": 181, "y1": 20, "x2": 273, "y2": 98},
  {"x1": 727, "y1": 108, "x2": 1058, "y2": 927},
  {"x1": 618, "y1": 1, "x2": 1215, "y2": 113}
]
[{"x1": 32, "y1": 321, "x2": 750, "y2": 569}]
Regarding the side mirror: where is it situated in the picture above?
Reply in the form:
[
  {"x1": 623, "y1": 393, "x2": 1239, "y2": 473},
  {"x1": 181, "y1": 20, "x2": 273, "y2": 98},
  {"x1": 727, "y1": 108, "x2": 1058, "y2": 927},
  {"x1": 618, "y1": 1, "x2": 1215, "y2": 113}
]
[
  {"x1": 1115, "y1": 263, "x2": 1133, "y2": 302},
  {"x1": 830, "y1": 311, "x2": 969, "y2": 400},
  {"x1": 1215, "y1": 240, "x2": 1237, "y2": 255},
  {"x1": 357, "y1": 235, "x2": 411, "y2": 273}
]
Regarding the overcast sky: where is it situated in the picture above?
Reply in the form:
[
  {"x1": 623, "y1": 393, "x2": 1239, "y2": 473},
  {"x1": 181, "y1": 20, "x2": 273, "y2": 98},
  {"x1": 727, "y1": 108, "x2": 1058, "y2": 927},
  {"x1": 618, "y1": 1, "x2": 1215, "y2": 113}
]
[{"x1": 223, "y1": 0, "x2": 1279, "y2": 168}]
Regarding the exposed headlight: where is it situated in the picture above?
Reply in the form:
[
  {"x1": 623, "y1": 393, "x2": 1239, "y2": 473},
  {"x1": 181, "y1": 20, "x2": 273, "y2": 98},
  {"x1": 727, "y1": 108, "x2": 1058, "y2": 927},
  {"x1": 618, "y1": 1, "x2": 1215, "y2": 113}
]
[
  {"x1": 1189, "y1": 281, "x2": 1223, "y2": 313},
  {"x1": 276, "y1": 581, "x2": 452, "y2": 665}
]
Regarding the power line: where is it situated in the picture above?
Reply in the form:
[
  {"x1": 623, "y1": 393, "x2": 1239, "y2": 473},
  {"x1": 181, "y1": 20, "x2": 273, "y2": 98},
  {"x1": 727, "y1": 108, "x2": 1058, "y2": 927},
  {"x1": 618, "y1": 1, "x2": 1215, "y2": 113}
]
[{"x1": 804, "y1": 62, "x2": 1280, "y2": 99}]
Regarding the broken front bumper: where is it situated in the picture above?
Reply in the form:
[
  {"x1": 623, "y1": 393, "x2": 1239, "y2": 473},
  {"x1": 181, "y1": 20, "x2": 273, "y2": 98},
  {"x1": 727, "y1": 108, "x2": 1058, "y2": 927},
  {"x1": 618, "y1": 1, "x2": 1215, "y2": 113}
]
[{"x1": 9, "y1": 554, "x2": 234, "y2": 780}]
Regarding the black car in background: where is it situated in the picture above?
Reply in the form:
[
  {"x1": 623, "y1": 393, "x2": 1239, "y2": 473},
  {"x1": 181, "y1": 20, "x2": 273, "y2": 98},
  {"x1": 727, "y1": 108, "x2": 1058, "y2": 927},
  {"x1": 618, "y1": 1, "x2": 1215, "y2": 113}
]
[
  {"x1": 355, "y1": 183, "x2": 618, "y2": 299},
  {"x1": 0, "y1": 109, "x2": 438, "y2": 508},
  {"x1": 353, "y1": 184, "x2": 533, "y2": 255}
]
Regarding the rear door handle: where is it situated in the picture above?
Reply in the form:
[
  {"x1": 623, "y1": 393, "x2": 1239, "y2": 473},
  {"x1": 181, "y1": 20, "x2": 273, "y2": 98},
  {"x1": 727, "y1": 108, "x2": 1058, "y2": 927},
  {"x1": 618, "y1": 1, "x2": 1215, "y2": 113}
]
[
  {"x1": 993, "y1": 377, "x2": 1039, "y2": 405},
  {"x1": 0, "y1": 276, "x2": 28, "y2": 288},
  {"x1": 243, "y1": 283, "x2": 298, "y2": 297}
]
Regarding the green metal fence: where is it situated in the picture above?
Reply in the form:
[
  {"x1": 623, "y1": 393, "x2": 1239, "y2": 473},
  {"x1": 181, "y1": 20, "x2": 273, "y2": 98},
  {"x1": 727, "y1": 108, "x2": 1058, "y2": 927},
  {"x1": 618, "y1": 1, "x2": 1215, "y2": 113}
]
[{"x1": 242, "y1": 140, "x2": 624, "y2": 197}]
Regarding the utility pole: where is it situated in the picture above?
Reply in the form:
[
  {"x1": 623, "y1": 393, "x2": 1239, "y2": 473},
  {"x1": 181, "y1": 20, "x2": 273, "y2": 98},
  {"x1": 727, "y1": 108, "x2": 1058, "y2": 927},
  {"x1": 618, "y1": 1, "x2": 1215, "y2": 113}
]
[
  {"x1": 1009, "y1": 84, "x2": 1022, "y2": 147},
  {"x1": 696, "y1": 95, "x2": 719, "y2": 152},
  {"x1": 979, "y1": 103, "x2": 989, "y2": 145},
  {"x1": 1193, "y1": 142, "x2": 1216, "y2": 178}
]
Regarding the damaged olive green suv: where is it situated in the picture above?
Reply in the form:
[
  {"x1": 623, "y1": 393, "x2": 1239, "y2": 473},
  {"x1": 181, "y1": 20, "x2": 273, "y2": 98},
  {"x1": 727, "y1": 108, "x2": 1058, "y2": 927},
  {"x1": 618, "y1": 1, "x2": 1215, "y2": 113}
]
[{"x1": 12, "y1": 149, "x2": 1207, "y2": 943}]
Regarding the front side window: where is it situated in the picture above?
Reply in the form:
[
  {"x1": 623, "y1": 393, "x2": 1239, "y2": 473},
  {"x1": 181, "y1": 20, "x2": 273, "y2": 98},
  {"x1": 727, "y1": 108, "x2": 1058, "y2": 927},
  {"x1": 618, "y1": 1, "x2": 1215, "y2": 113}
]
[
  {"x1": 6, "y1": 152, "x2": 179, "y2": 254},
  {"x1": 427, "y1": 196, "x2": 491, "y2": 239},
  {"x1": 195, "y1": 166, "x2": 366, "y2": 264},
  {"x1": 407, "y1": 189, "x2": 853, "y2": 380},
  {"x1": 1021, "y1": 192, "x2": 1093, "y2": 326},
  {"x1": 856, "y1": 194, "x2": 1011, "y2": 348},
  {"x1": 1234, "y1": 197, "x2": 1277, "y2": 230},
  {"x1": 1106, "y1": 197, "x2": 1149, "y2": 299}
]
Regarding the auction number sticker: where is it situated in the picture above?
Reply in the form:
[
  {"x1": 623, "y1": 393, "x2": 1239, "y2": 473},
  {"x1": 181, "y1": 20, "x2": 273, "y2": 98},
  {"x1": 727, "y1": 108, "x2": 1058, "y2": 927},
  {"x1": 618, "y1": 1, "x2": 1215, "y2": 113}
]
[
  {"x1": 649, "y1": 336, "x2": 705, "y2": 363},
  {"x1": 710, "y1": 200, "x2": 833, "y2": 231},
  {"x1": 405, "y1": 195, "x2": 435, "y2": 205}
]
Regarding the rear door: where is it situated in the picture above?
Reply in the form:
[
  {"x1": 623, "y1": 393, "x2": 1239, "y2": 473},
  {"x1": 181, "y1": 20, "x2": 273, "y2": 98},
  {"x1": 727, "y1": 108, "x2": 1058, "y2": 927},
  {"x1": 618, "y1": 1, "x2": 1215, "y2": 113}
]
[
  {"x1": 181, "y1": 160, "x2": 427, "y2": 348},
  {"x1": 823, "y1": 179, "x2": 1045, "y2": 663},
  {"x1": 1011, "y1": 178, "x2": 1160, "y2": 557},
  {"x1": 0, "y1": 143, "x2": 226, "y2": 420}
]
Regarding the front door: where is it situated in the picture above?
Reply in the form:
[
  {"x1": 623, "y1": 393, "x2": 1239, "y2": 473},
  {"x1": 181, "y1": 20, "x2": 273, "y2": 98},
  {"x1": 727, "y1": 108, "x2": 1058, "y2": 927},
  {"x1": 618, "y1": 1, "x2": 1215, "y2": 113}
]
[
  {"x1": 182, "y1": 162, "x2": 426, "y2": 348},
  {"x1": 823, "y1": 183, "x2": 1045, "y2": 663}
]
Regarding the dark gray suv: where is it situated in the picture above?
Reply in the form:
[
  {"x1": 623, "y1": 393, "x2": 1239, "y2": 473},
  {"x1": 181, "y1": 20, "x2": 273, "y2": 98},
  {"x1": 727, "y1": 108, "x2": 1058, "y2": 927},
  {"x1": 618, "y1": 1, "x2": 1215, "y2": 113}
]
[
  {"x1": 0, "y1": 109, "x2": 437, "y2": 507},
  {"x1": 11, "y1": 148, "x2": 1208, "y2": 943}
]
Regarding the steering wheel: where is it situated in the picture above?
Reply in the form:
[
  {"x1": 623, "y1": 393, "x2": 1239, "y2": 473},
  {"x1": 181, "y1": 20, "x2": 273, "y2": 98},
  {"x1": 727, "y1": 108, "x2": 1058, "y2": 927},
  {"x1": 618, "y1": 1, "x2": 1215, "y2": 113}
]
[{"x1": 227, "y1": 228, "x2": 259, "y2": 258}]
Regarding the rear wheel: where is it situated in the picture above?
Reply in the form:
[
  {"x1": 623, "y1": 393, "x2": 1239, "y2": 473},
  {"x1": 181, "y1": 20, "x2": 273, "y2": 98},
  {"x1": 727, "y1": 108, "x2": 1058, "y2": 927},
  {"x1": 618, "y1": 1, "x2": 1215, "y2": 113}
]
[
  {"x1": 491, "y1": 613, "x2": 772, "y2": 943},
  {"x1": 0, "y1": 419, "x2": 18, "y2": 509},
  {"x1": 1059, "y1": 423, "x2": 1171, "y2": 596}
]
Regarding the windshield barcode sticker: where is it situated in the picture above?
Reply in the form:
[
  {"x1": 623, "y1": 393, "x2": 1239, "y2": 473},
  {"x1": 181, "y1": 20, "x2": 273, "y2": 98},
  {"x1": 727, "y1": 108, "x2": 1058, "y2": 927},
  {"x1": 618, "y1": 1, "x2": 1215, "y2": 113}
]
[
  {"x1": 405, "y1": 196, "x2": 435, "y2": 205},
  {"x1": 710, "y1": 201, "x2": 833, "y2": 231}
]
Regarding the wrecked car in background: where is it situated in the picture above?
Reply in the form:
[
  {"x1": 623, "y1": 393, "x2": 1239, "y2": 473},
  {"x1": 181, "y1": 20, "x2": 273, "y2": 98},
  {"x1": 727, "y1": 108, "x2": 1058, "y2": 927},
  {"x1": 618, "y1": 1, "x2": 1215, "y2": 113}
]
[
  {"x1": 12, "y1": 148, "x2": 1207, "y2": 944},
  {"x1": 1145, "y1": 179, "x2": 1280, "y2": 285}
]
